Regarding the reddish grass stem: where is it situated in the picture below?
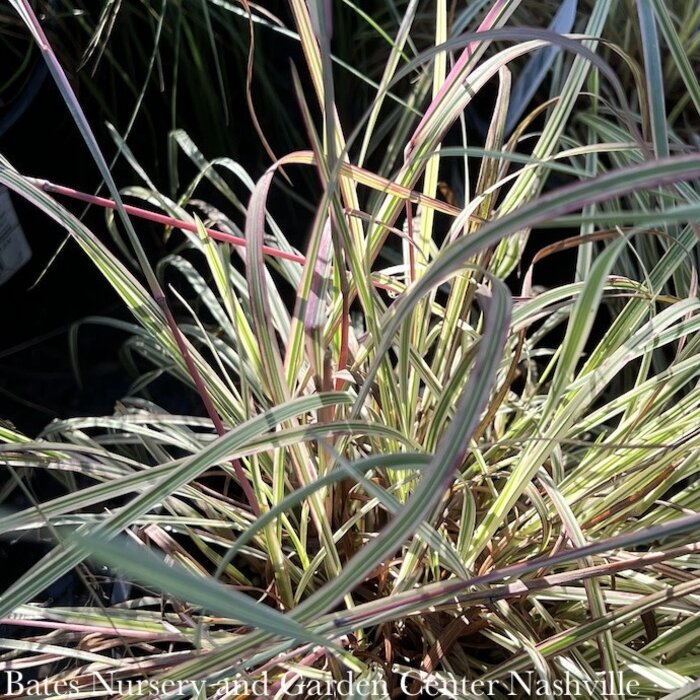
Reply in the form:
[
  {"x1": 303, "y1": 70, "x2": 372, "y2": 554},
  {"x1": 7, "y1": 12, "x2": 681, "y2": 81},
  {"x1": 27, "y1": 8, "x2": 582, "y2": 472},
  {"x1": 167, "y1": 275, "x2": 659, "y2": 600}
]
[{"x1": 28, "y1": 178, "x2": 306, "y2": 264}]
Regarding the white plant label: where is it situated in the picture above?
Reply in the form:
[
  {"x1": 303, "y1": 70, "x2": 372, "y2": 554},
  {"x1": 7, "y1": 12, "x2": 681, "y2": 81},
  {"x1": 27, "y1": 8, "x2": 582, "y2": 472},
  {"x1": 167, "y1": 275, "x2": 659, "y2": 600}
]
[{"x1": 0, "y1": 185, "x2": 32, "y2": 286}]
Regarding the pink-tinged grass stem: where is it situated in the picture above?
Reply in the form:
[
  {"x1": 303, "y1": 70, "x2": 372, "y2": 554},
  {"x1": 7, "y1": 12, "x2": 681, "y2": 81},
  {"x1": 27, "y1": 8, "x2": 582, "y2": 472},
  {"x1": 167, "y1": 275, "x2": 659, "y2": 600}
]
[{"x1": 28, "y1": 178, "x2": 306, "y2": 265}]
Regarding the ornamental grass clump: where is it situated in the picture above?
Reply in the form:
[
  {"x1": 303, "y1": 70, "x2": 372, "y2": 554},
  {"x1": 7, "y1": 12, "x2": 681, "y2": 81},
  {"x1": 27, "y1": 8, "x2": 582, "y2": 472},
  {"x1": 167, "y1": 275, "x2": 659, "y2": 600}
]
[{"x1": 1, "y1": 1, "x2": 699, "y2": 698}]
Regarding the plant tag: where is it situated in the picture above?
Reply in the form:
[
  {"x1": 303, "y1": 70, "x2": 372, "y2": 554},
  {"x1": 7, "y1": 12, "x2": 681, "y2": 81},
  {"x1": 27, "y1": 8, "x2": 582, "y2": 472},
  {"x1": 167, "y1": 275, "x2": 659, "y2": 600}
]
[{"x1": 0, "y1": 186, "x2": 32, "y2": 286}]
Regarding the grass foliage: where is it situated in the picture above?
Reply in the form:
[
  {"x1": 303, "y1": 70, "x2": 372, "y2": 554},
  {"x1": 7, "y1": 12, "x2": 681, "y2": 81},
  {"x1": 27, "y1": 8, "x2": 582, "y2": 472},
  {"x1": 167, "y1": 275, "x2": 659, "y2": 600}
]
[{"x1": 1, "y1": 1, "x2": 700, "y2": 697}]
